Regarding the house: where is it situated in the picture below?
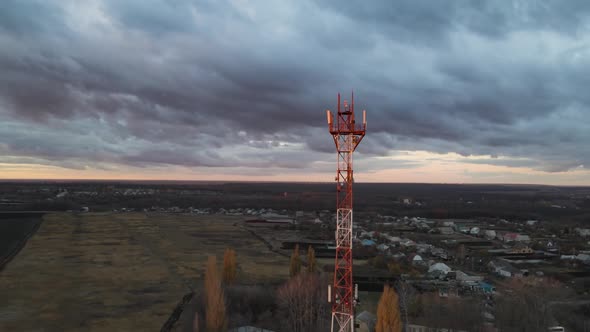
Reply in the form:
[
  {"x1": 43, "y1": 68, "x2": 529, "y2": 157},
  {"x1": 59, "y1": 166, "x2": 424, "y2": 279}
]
[
  {"x1": 416, "y1": 243, "x2": 433, "y2": 254},
  {"x1": 508, "y1": 243, "x2": 534, "y2": 254},
  {"x1": 501, "y1": 233, "x2": 518, "y2": 242},
  {"x1": 575, "y1": 228, "x2": 590, "y2": 237},
  {"x1": 392, "y1": 252, "x2": 406, "y2": 260},
  {"x1": 455, "y1": 270, "x2": 484, "y2": 283},
  {"x1": 484, "y1": 230, "x2": 496, "y2": 240},
  {"x1": 382, "y1": 234, "x2": 402, "y2": 243},
  {"x1": 356, "y1": 311, "x2": 376, "y2": 332},
  {"x1": 400, "y1": 239, "x2": 416, "y2": 247},
  {"x1": 438, "y1": 286, "x2": 459, "y2": 298},
  {"x1": 431, "y1": 247, "x2": 448, "y2": 260},
  {"x1": 474, "y1": 281, "x2": 495, "y2": 294},
  {"x1": 470, "y1": 227, "x2": 481, "y2": 236},
  {"x1": 488, "y1": 259, "x2": 523, "y2": 278},
  {"x1": 438, "y1": 227, "x2": 454, "y2": 235},
  {"x1": 376, "y1": 243, "x2": 390, "y2": 252},
  {"x1": 526, "y1": 220, "x2": 539, "y2": 226},
  {"x1": 428, "y1": 262, "x2": 451, "y2": 275},
  {"x1": 577, "y1": 253, "x2": 590, "y2": 264},
  {"x1": 229, "y1": 327, "x2": 275, "y2": 332},
  {"x1": 406, "y1": 324, "x2": 468, "y2": 332},
  {"x1": 455, "y1": 225, "x2": 470, "y2": 234},
  {"x1": 411, "y1": 254, "x2": 424, "y2": 266},
  {"x1": 361, "y1": 239, "x2": 376, "y2": 247},
  {"x1": 515, "y1": 234, "x2": 531, "y2": 243}
]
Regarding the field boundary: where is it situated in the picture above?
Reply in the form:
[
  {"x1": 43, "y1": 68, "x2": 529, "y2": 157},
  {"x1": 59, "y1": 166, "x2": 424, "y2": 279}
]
[
  {"x1": 160, "y1": 291, "x2": 195, "y2": 332},
  {"x1": 0, "y1": 217, "x2": 43, "y2": 272}
]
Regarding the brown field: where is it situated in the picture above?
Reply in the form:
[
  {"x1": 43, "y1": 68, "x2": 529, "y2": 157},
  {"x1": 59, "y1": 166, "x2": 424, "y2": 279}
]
[{"x1": 0, "y1": 212, "x2": 289, "y2": 332}]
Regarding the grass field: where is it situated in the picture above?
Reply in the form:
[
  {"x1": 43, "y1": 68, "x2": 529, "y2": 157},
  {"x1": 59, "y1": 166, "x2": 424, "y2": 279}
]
[{"x1": 0, "y1": 212, "x2": 289, "y2": 332}]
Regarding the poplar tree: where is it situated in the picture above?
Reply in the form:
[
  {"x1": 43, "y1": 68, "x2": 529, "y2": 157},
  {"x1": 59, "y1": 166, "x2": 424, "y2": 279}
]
[
  {"x1": 376, "y1": 285, "x2": 402, "y2": 332},
  {"x1": 204, "y1": 256, "x2": 226, "y2": 332},
  {"x1": 222, "y1": 248, "x2": 237, "y2": 284},
  {"x1": 289, "y1": 244, "x2": 302, "y2": 277},
  {"x1": 307, "y1": 245, "x2": 317, "y2": 273}
]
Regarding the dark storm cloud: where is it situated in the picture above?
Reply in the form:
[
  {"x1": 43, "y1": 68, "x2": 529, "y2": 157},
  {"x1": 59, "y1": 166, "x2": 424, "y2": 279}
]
[
  {"x1": 1, "y1": 0, "x2": 590, "y2": 175},
  {"x1": 0, "y1": 0, "x2": 68, "y2": 35},
  {"x1": 314, "y1": 0, "x2": 590, "y2": 40}
]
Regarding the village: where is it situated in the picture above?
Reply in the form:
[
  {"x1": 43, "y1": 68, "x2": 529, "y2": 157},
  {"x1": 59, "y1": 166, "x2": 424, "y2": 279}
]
[{"x1": 206, "y1": 206, "x2": 590, "y2": 331}]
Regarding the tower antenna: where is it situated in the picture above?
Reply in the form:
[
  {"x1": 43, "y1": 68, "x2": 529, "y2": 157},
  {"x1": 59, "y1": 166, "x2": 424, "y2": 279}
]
[{"x1": 326, "y1": 92, "x2": 366, "y2": 332}]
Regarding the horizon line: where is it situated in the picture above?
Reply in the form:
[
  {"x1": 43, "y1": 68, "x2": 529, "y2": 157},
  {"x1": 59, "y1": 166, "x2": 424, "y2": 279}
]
[{"x1": 0, "y1": 178, "x2": 589, "y2": 188}]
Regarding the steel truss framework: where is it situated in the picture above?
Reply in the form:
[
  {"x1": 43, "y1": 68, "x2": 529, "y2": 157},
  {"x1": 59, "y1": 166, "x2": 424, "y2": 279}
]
[{"x1": 326, "y1": 93, "x2": 366, "y2": 332}]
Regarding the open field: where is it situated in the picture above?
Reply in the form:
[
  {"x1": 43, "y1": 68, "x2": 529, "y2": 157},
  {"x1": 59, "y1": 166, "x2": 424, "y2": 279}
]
[{"x1": 0, "y1": 212, "x2": 289, "y2": 332}]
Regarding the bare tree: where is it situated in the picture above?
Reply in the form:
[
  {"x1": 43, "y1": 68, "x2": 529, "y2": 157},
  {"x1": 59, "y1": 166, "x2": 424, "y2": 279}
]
[
  {"x1": 415, "y1": 293, "x2": 484, "y2": 331},
  {"x1": 395, "y1": 280, "x2": 415, "y2": 329},
  {"x1": 277, "y1": 272, "x2": 329, "y2": 332},
  {"x1": 495, "y1": 277, "x2": 566, "y2": 332}
]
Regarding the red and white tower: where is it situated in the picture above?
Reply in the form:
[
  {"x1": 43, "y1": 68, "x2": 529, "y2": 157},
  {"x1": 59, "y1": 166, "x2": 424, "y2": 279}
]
[{"x1": 326, "y1": 92, "x2": 366, "y2": 332}]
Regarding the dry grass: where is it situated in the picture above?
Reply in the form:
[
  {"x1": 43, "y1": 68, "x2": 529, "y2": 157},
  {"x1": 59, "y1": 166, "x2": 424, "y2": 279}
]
[{"x1": 0, "y1": 212, "x2": 288, "y2": 332}]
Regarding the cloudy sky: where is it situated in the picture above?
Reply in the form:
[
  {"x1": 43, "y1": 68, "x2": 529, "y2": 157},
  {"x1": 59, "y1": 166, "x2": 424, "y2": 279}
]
[{"x1": 1, "y1": 0, "x2": 590, "y2": 185}]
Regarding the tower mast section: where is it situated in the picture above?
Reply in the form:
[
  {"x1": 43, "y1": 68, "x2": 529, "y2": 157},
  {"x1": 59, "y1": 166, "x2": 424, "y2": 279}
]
[{"x1": 326, "y1": 92, "x2": 366, "y2": 332}]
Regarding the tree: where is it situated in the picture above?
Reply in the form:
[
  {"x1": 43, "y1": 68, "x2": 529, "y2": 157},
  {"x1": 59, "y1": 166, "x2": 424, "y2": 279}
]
[
  {"x1": 290, "y1": 244, "x2": 302, "y2": 277},
  {"x1": 204, "y1": 255, "x2": 227, "y2": 332},
  {"x1": 395, "y1": 280, "x2": 415, "y2": 329},
  {"x1": 457, "y1": 244, "x2": 466, "y2": 264},
  {"x1": 277, "y1": 272, "x2": 330, "y2": 332},
  {"x1": 376, "y1": 285, "x2": 402, "y2": 332},
  {"x1": 222, "y1": 248, "x2": 237, "y2": 284},
  {"x1": 388, "y1": 262, "x2": 402, "y2": 275},
  {"x1": 418, "y1": 294, "x2": 483, "y2": 331},
  {"x1": 307, "y1": 245, "x2": 317, "y2": 273},
  {"x1": 495, "y1": 277, "x2": 567, "y2": 332},
  {"x1": 193, "y1": 312, "x2": 199, "y2": 332}
]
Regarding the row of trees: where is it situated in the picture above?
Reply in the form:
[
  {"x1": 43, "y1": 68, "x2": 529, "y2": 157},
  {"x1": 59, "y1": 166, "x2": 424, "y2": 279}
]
[
  {"x1": 289, "y1": 244, "x2": 317, "y2": 277},
  {"x1": 198, "y1": 248, "x2": 238, "y2": 332},
  {"x1": 282, "y1": 245, "x2": 327, "y2": 331},
  {"x1": 290, "y1": 244, "x2": 405, "y2": 332},
  {"x1": 197, "y1": 246, "x2": 572, "y2": 332}
]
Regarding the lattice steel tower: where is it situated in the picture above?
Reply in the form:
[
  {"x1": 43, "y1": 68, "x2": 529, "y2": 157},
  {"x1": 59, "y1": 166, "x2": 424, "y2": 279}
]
[{"x1": 326, "y1": 92, "x2": 366, "y2": 332}]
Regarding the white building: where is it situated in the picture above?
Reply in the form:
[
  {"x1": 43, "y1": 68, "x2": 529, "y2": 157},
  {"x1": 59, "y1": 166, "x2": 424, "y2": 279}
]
[
  {"x1": 488, "y1": 260, "x2": 523, "y2": 278},
  {"x1": 575, "y1": 228, "x2": 590, "y2": 237},
  {"x1": 428, "y1": 262, "x2": 451, "y2": 275}
]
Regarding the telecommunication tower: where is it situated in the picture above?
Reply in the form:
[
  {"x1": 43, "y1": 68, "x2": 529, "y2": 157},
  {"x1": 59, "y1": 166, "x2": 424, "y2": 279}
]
[{"x1": 326, "y1": 92, "x2": 366, "y2": 332}]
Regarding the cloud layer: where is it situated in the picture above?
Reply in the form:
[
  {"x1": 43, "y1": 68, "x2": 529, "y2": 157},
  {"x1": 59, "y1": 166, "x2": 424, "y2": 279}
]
[{"x1": 1, "y1": 0, "x2": 590, "y2": 183}]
